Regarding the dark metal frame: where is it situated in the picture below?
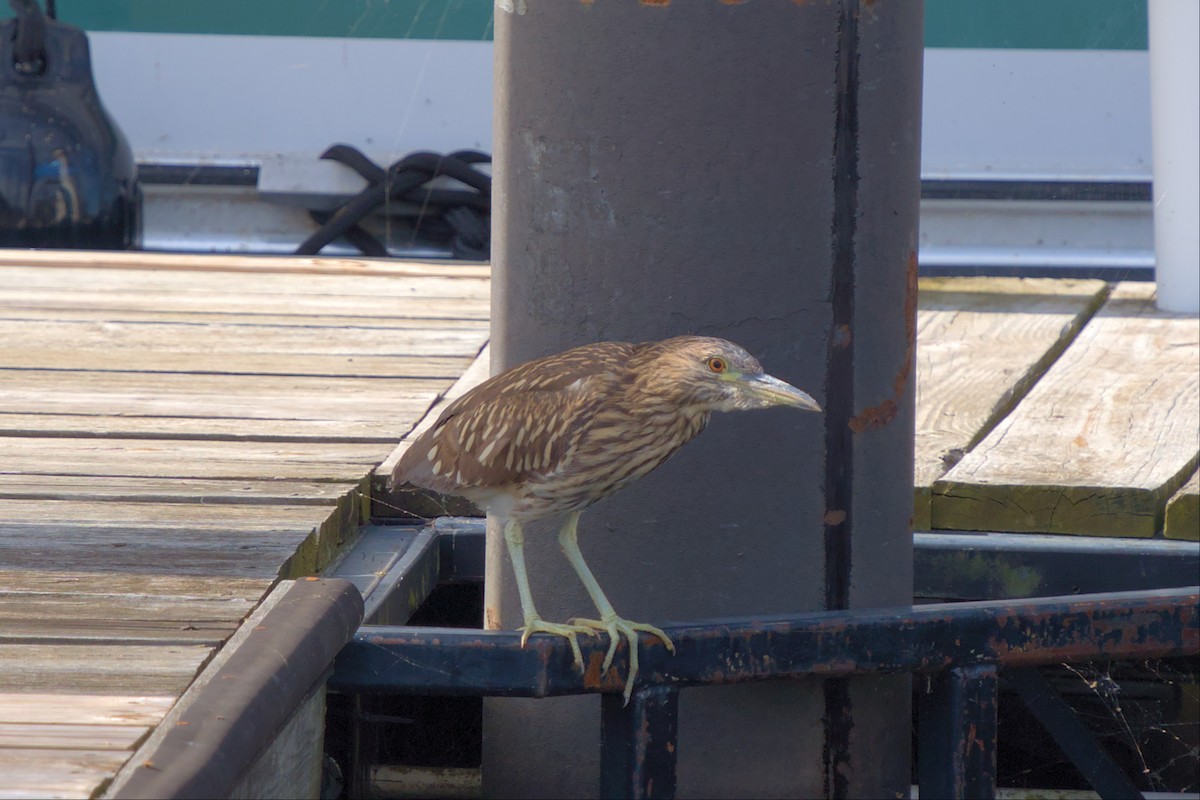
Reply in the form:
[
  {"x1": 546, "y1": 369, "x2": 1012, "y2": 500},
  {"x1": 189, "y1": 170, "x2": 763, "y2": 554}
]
[{"x1": 328, "y1": 522, "x2": 1198, "y2": 800}]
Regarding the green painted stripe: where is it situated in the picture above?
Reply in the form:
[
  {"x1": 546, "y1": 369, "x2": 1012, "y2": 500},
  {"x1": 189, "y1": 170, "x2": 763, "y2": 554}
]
[
  {"x1": 54, "y1": 0, "x2": 1148, "y2": 51},
  {"x1": 53, "y1": 0, "x2": 496, "y2": 41},
  {"x1": 926, "y1": 0, "x2": 1148, "y2": 51}
]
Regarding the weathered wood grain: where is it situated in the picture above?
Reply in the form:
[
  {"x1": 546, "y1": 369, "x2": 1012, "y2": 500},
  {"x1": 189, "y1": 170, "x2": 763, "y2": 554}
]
[
  {"x1": 0, "y1": 346, "x2": 478, "y2": 380},
  {"x1": 0, "y1": 590, "x2": 253, "y2": 643},
  {"x1": 0, "y1": 438, "x2": 390, "y2": 480},
  {"x1": 0, "y1": 748, "x2": 130, "y2": 799},
  {"x1": 0, "y1": 527, "x2": 300, "y2": 578},
  {"x1": 933, "y1": 282, "x2": 1200, "y2": 536},
  {"x1": 0, "y1": 723, "x2": 147, "y2": 751},
  {"x1": 0, "y1": 474, "x2": 360, "y2": 506},
  {"x1": 0, "y1": 306, "x2": 488, "y2": 327},
  {"x1": 1165, "y1": 469, "x2": 1199, "y2": 541},
  {"x1": 0, "y1": 693, "x2": 175, "y2": 726},
  {"x1": 0, "y1": 592, "x2": 252, "y2": 623},
  {"x1": 0, "y1": 249, "x2": 489, "y2": 279},
  {"x1": 0, "y1": 255, "x2": 488, "y2": 797},
  {"x1": 0, "y1": 370, "x2": 445, "y2": 416},
  {"x1": 0, "y1": 498, "x2": 333, "y2": 529},
  {"x1": 0, "y1": 644, "x2": 212, "y2": 695},
  {"x1": 0, "y1": 412, "x2": 404, "y2": 442},
  {"x1": 0, "y1": 318, "x2": 486, "y2": 358},
  {"x1": 912, "y1": 277, "x2": 1109, "y2": 529},
  {"x1": 0, "y1": 570, "x2": 269, "y2": 600},
  {"x1": 0, "y1": 263, "x2": 488, "y2": 300}
]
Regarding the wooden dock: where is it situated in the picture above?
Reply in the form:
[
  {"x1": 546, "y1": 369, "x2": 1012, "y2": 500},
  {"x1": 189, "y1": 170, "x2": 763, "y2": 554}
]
[
  {"x1": 0, "y1": 252, "x2": 489, "y2": 798},
  {"x1": 0, "y1": 254, "x2": 1196, "y2": 798}
]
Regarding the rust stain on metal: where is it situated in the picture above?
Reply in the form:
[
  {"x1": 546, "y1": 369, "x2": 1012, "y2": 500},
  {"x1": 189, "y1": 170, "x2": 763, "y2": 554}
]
[
  {"x1": 640, "y1": 0, "x2": 671, "y2": 5},
  {"x1": 484, "y1": 606, "x2": 501, "y2": 630},
  {"x1": 849, "y1": 251, "x2": 917, "y2": 432},
  {"x1": 582, "y1": 651, "x2": 608, "y2": 687},
  {"x1": 824, "y1": 509, "x2": 847, "y2": 525}
]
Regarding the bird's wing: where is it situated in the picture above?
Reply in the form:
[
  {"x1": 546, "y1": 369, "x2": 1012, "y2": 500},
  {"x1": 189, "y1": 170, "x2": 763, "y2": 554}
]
[{"x1": 392, "y1": 341, "x2": 635, "y2": 492}]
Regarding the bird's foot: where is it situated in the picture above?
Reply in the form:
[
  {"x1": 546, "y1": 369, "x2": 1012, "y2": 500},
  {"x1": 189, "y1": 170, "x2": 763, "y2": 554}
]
[
  {"x1": 569, "y1": 614, "x2": 676, "y2": 704},
  {"x1": 518, "y1": 617, "x2": 596, "y2": 671}
]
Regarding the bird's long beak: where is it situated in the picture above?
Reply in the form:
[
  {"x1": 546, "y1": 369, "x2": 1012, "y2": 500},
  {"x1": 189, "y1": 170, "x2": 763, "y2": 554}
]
[{"x1": 743, "y1": 373, "x2": 823, "y2": 412}]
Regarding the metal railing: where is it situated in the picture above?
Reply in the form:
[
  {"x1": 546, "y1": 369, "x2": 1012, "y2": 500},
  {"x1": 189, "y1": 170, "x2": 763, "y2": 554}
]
[{"x1": 329, "y1": 576, "x2": 1199, "y2": 800}]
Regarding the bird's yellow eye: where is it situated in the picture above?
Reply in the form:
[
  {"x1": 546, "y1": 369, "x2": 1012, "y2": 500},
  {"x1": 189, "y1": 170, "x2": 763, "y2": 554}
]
[{"x1": 706, "y1": 356, "x2": 727, "y2": 373}]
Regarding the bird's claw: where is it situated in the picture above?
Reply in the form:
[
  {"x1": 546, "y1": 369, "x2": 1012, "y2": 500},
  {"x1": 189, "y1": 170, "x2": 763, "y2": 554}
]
[
  {"x1": 570, "y1": 615, "x2": 675, "y2": 704},
  {"x1": 518, "y1": 617, "x2": 596, "y2": 671}
]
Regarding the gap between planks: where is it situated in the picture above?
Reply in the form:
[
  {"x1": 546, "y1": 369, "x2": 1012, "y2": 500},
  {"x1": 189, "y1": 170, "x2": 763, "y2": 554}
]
[
  {"x1": 932, "y1": 282, "x2": 1200, "y2": 537},
  {"x1": 912, "y1": 277, "x2": 1111, "y2": 529}
]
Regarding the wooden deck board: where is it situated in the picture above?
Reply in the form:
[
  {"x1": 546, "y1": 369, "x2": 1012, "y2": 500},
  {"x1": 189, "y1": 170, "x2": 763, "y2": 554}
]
[
  {"x1": 0, "y1": 723, "x2": 148, "y2": 751},
  {"x1": 0, "y1": 438, "x2": 391, "y2": 480},
  {"x1": 0, "y1": 644, "x2": 212, "y2": 695},
  {"x1": 932, "y1": 282, "x2": 1200, "y2": 536},
  {"x1": 0, "y1": 474, "x2": 359, "y2": 505},
  {"x1": 0, "y1": 693, "x2": 175, "y2": 726},
  {"x1": 0, "y1": 749, "x2": 132, "y2": 799},
  {"x1": 1165, "y1": 469, "x2": 1199, "y2": 541},
  {"x1": 912, "y1": 277, "x2": 1110, "y2": 529}
]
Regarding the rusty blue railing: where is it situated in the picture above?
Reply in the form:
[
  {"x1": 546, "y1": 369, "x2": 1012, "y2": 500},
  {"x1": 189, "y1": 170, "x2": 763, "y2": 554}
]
[{"x1": 329, "y1": 576, "x2": 1199, "y2": 800}]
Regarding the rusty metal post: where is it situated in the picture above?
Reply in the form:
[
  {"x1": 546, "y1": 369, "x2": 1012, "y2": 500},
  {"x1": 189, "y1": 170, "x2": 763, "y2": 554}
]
[
  {"x1": 489, "y1": 1, "x2": 923, "y2": 796},
  {"x1": 918, "y1": 665, "x2": 999, "y2": 800},
  {"x1": 600, "y1": 685, "x2": 680, "y2": 800}
]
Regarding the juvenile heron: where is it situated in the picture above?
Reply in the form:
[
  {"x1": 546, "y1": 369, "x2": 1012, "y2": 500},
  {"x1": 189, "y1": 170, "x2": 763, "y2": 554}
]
[{"x1": 391, "y1": 335, "x2": 821, "y2": 700}]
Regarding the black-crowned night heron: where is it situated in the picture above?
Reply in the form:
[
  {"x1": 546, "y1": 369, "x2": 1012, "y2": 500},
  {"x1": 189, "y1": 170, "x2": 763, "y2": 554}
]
[{"x1": 391, "y1": 335, "x2": 821, "y2": 700}]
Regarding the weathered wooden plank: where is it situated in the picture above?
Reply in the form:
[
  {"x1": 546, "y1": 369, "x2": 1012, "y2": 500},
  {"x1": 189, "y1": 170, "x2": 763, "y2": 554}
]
[
  {"x1": 933, "y1": 282, "x2": 1200, "y2": 536},
  {"x1": 0, "y1": 693, "x2": 175, "y2": 726},
  {"x1": 0, "y1": 591, "x2": 253, "y2": 643},
  {"x1": 0, "y1": 619, "x2": 240, "y2": 645},
  {"x1": 0, "y1": 570, "x2": 269, "y2": 600},
  {"x1": 0, "y1": 309, "x2": 489, "y2": 331},
  {"x1": 0, "y1": 347, "x2": 478, "y2": 380},
  {"x1": 0, "y1": 474, "x2": 360, "y2": 506},
  {"x1": 912, "y1": 277, "x2": 1109, "y2": 529},
  {"x1": 0, "y1": 372, "x2": 445, "y2": 424},
  {"x1": 1165, "y1": 469, "x2": 1200, "y2": 541},
  {"x1": 0, "y1": 748, "x2": 129, "y2": 799},
  {"x1": 0, "y1": 318, "x2": 486, "y2": 358},
  {"x1": 0, "y1": 438, "x2": 390, "y2": 480},
  {"x1": 0, "y1": 291, "x2": 489, "y2": 322},
  {"x1": 0, "y1": 249, "x2": 489, "y2": 280},
  {"x1": 0, "y1": 492, "x2": 363, "y2": 578},
  {"x1": 0, "y1": 593, "x2": 252, "y2": 623},
  {"x1": 0, "y1": 529, "x2": 299, "y2": 578},
  {"x1": 0, "y1": 499, "x2": 334, "y2": 529},
  {"x1": 0, "y1": 644, "x2": 213, "y2": 695},
  {"x1": 0, "y1": 723, "x2": 147, "y2": 751},
  {"x1": 0, "y1": 263, "x2": 489, "y2": 300},
  {"x1": 0, "y1": 413, "x2": 406, "y2": 442}
]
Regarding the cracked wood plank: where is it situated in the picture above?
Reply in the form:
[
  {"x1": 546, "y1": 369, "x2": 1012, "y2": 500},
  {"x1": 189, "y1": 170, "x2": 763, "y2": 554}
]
[
  {"x1": 912, "y1": 277, "x2": 1110, "y2": 528},
  {"x1": 932, "y1": 282, "x2": 1200, "y2": 536}
]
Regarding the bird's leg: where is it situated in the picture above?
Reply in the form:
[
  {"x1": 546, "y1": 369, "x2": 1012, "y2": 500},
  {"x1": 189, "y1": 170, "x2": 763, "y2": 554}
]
[
  {"x1": 556, "y1": 512, "x2": 676, "y2": 703},
  {"x1": 502, "y1": 518, "x2": 591, "y2": 670}
]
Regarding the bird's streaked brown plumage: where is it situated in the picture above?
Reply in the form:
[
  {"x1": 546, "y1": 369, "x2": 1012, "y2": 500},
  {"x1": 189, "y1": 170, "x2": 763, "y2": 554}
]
[{"x1": 391, "y1": 335, "x2": 821, "y2": 701}]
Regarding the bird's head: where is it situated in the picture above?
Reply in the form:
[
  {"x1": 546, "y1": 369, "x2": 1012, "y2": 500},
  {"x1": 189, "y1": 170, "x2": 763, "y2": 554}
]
[{"x1": 634, "y1": 336, "x2": 823, "y2": 414}]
